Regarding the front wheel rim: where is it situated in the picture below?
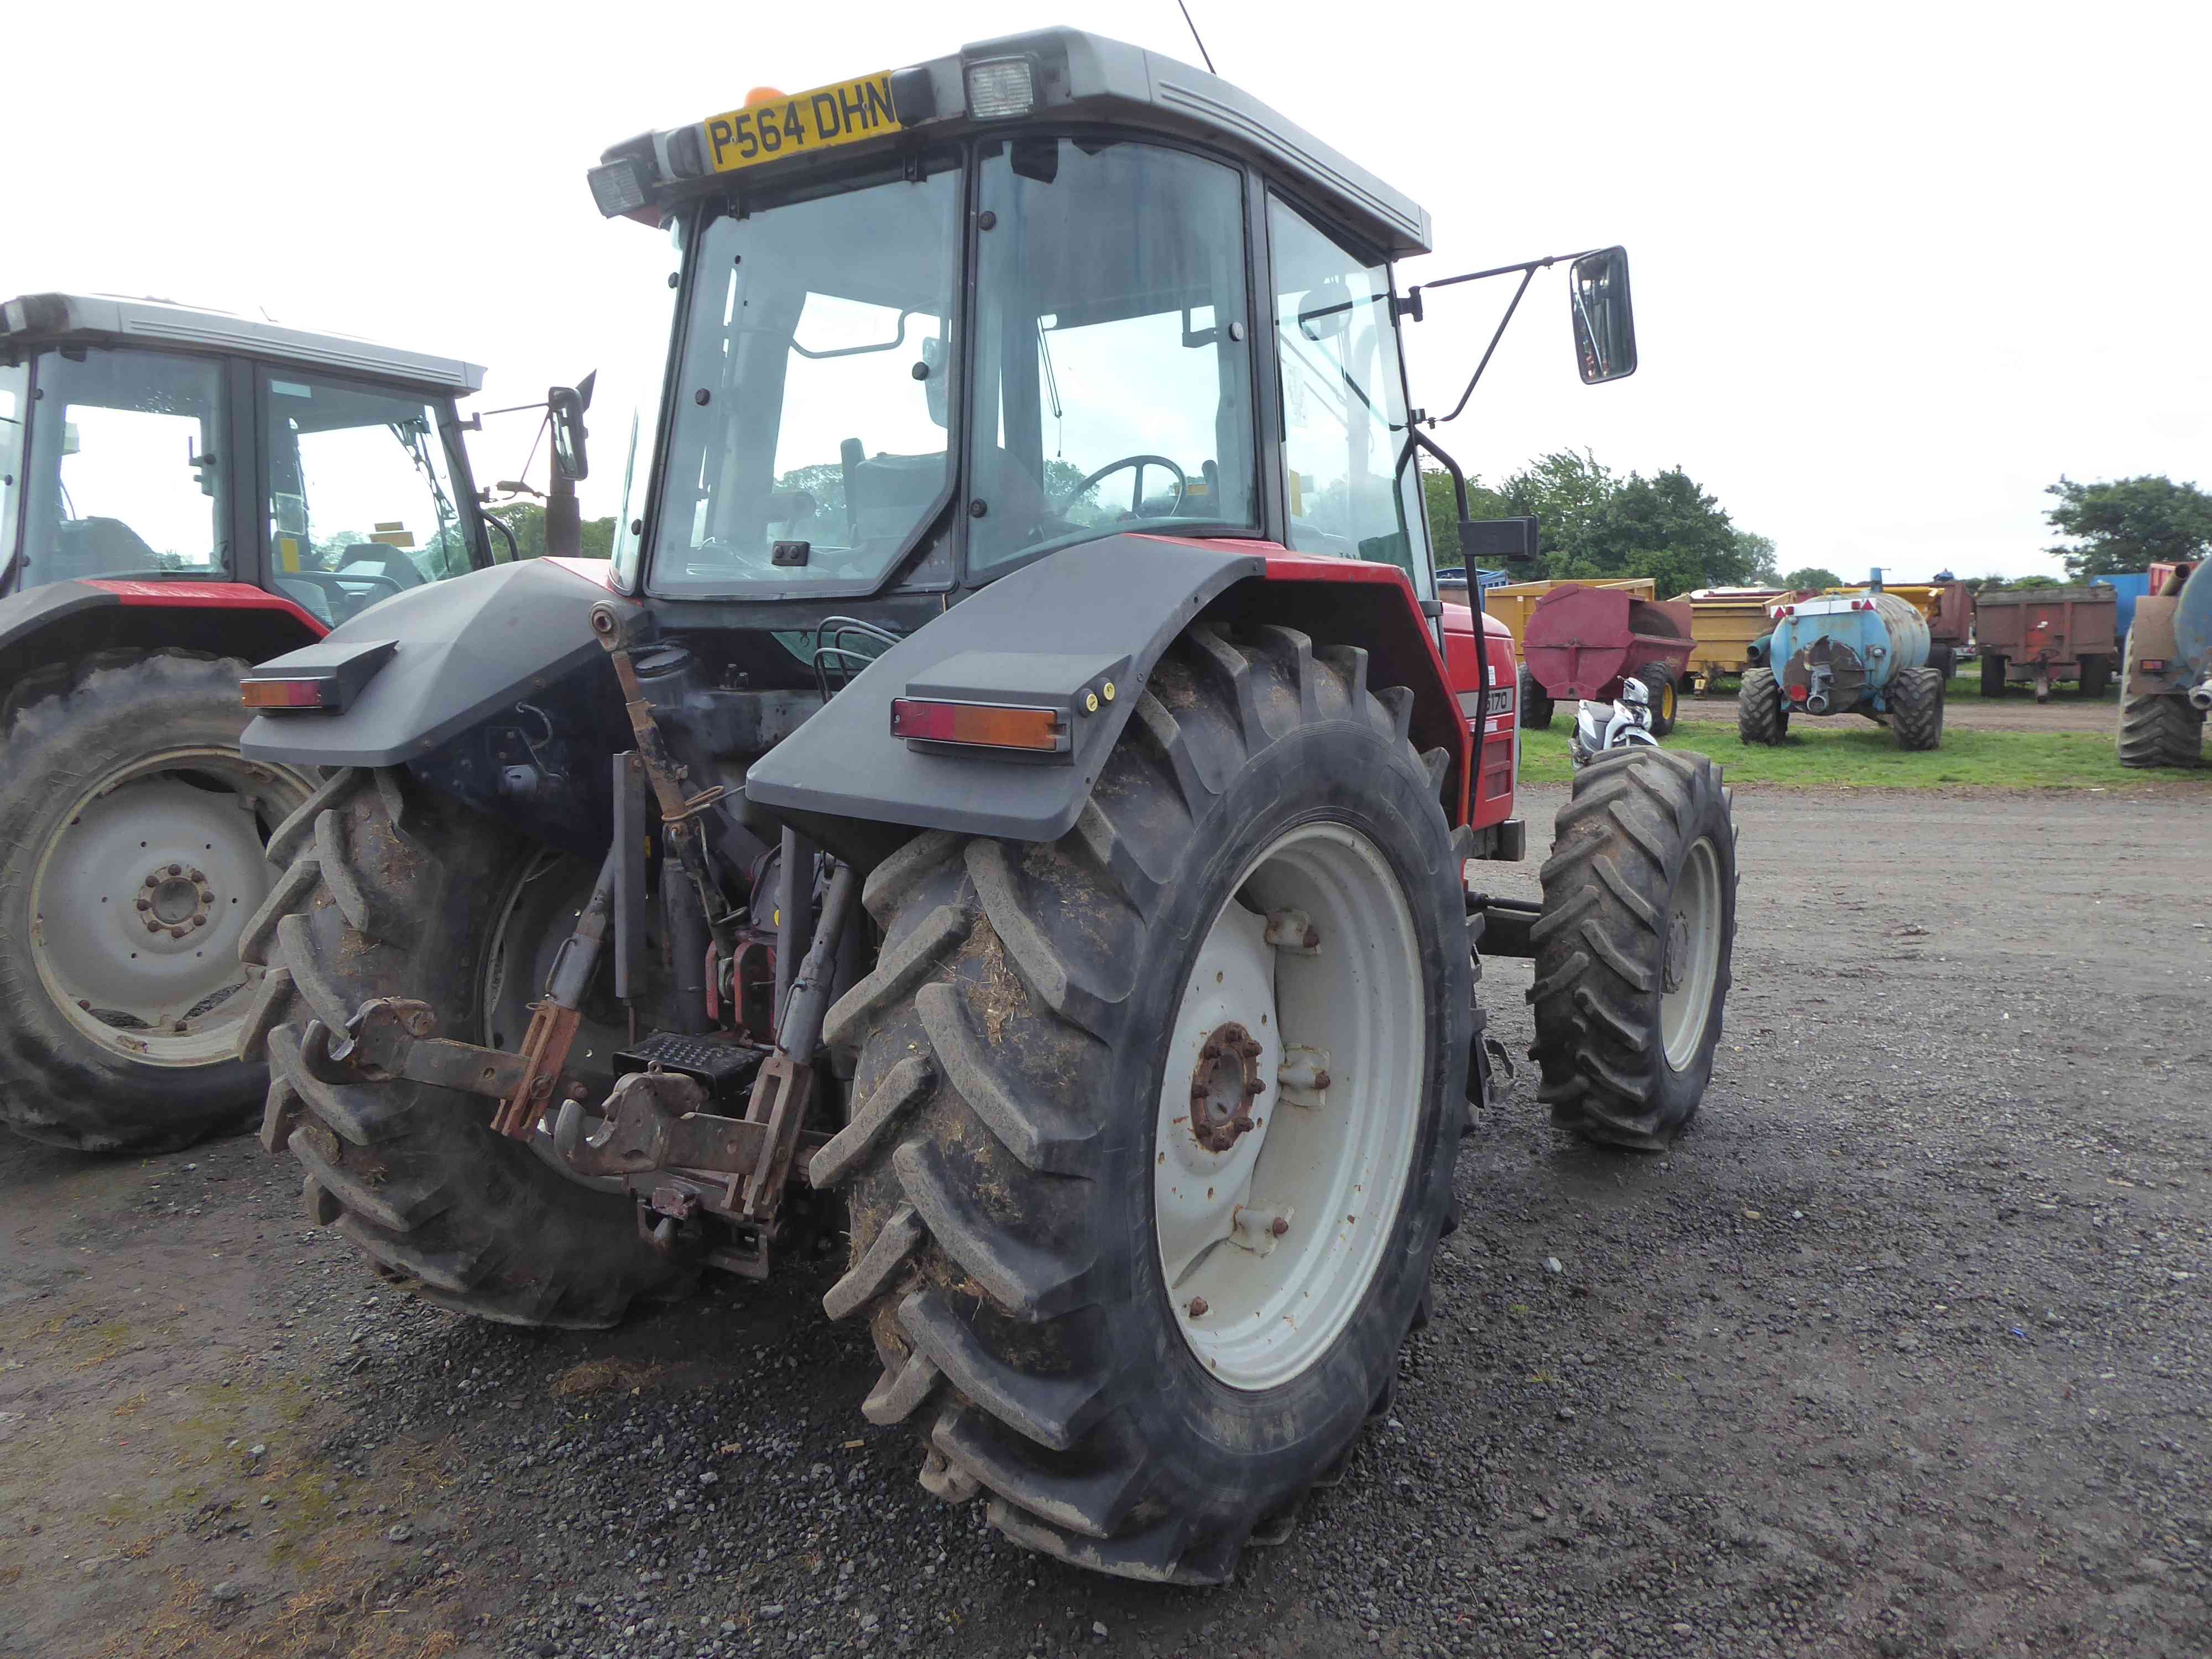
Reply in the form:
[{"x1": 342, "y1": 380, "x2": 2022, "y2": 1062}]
[
  {"x1": 1659, "y1": 836, "x2": 1723, "y2": 1070},
  {"x1": 29, "y1": 748, "x2": 307, "y2": 1066},
  {"x1": 1154, "y1": 821, "x2": 1426, "y2": 1392}
]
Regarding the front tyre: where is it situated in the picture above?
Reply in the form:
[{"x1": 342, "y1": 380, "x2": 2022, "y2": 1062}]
[
  {"x1": 0, "y1": 652, "x2": 310, "y2": 1150},
  {"x1": 1889, "y1": 665, "x2": 1945, "y2": 750},
  {"x1": 811, "y1": 624, "x2": 1468, "y2": 1583},
  {"x1": 1530, "y1": 748, "x2": 1737, "y2": 1150},
  {"x1": 1736, "y1": 667, "x2": 1787, "y2": 745}
]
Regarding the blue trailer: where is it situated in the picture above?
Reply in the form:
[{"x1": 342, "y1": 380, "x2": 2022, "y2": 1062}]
[{"x1": 1739, "y1": 584, "x2": 1946, "y2": 749}]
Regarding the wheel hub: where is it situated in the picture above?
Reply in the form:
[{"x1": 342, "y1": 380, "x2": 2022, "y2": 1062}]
[
  {"x1": 1188, "y1": 1020, "x2": 1263, "y2": 1152},
  {"x1": 141, "y1": 865, "x2": 215, "y2": 933}
]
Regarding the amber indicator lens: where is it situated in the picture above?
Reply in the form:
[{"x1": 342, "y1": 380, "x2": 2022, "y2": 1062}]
[
  {"x1": 240, "y1": 678, "x2": 335, "y2": 709},
  {"x1": 890, "y1": 698, "x2": 1063, "y2": 751}
]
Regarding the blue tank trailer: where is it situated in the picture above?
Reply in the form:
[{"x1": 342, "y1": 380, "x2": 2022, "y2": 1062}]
[{"x1": 1738, "y1": 580, "x2": 1946, "y2": 749}]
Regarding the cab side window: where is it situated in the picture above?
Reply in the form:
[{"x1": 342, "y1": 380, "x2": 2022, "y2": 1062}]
[
  {"x1": 1268, "y1": 199, "x2": 1428, "y2": 576},
  {"x1": 262, "y1": 370, "x2": 475, "y2": 625}
]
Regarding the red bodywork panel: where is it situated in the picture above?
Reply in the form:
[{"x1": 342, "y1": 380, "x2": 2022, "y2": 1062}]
[
  {"x1": 1973, "y1": 588, "x2": 2116, "y2": 670},
  {"x1": 1240, "y1": 549, "x2": 1475, "y2": 825},
  {"x1": 1522, "y1": 583, "x2": 1694, "y2": 701},
  {"x1": 84, "y1": 579, "x2": 328, "y2": 636},
  {"x1": 1440, "y1": 603, "x2": 1519, "y2": 830}
]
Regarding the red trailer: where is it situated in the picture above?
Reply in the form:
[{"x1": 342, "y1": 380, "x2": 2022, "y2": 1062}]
[
  {"x1": 1973, "y1": 585, "x2": 2119, "y2": 701},
  {"x1": 1522, "y1": 582, "x2": 1698, "y2": 733}
]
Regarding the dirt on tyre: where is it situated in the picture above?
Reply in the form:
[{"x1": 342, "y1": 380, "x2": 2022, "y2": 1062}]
[
  {"x1": 2116, "y1": 627, "x2": 2203, "y2": 769},
  {"x1": 1519, "y1": 665, "x2": 1554, "y2": 730},
  {"x1": 1736, "y1": 666, "x2": 1787, "y2": 746},
  {"x1": 1637, "y1": 661, "x2": 1679, "y2": 736},
  {"x1": 808, "y1": 624, "x2": 1468, "y2": 1583},
  {"x1": 1888, "y1": 665, "x2": 1944, "y2": 750},
  {"x1": 0, "y1": 650, "x2": 311, "y2": 1150},
  {"x1": 1529, "y1": 747, "x2": 1736, "y2": 1151},
  {"x1": 240, "y1": 767, "x2": 694, "y2": 1326}
]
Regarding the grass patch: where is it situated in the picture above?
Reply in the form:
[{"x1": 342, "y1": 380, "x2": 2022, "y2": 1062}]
[{"x1": 1516, "y1": 720, "x2": 2209, "y2": 789}]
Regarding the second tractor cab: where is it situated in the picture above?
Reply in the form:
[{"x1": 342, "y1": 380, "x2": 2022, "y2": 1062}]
[
  {"x1": 0, "y1": 293, "x2": 518, "y2": 1151},
  {"x1": 236, "y1": 30, "x2": 1738, "y2": 1585}
]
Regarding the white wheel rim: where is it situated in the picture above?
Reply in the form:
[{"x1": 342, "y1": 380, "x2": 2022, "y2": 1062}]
[
  {"x1": 1659, "y1": 836, "x2": 1723, "y2": 1070},
  {"x1": 1155, "y1": 822, "x2": 1425, "y2": 1392},
  {"x1": 29, "y1": 748, "x2": 305, "y2": 1067}
]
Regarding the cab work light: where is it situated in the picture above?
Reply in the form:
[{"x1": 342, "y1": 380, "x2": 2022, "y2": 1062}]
[
  {"x1": 964, "y1": 56, "x2": 1036, "y2": 119},
  {"x1": 588, "y1": 157, "x2": 651, "y2": 218},
  {"x1": 891, "y1": 697, "x2": 1066, "y2": 753}
]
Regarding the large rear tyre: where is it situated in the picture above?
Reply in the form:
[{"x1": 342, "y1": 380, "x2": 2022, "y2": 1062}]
[
  {"x1": 1636, "y1": 661, "x2": 1679, "y2": 737},
  {"x1": 1736, "y1": 667, "x2": 1787, "y2": 745},
  {"x1": 0, "y1": 651, "x2": 311, "y2": 1150},
  {"x1": 2116, "y1": 628, "x2": 2204, "y2": 770},
  {"x1": 239, "y1": 768, "x2": 693, "y2": 1326},
  {"x1": 1889, "y1": 665, "x2": 1945, "y2": 750},
  {"x1": 1529, "y1": 748, "x2": 1736, "y2": 1151},
  {"x1": 810, "y1": 624, "x2": 1468, "y2": 1583}
]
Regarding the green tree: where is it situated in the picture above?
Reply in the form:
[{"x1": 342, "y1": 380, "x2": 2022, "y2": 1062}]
[
  {"x1": 2044, "y1": 474, "x2": 2212, "y2": 580},
  {"x1": 1781, "y1": 566, "x2": 1843, "y2": 592},
  {"x1": 483, "y1": 503, "x2": 616, "y2": 560},
  {"x1": 1500, "y1": 450, "x2": 1618, "y2": 570},
  {"x1": 1560, "y1": 466, "x2": 1750, "y2": 598},
  {"x1": 1417, "y1": 465, "x2": 1515, "y2": 569},
  {"x1": 1734, "y1": 531, "x2": 1781, "y2": 585}
]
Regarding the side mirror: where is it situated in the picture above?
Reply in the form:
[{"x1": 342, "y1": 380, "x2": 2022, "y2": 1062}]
[
  {"x1": 549, "y1": 385, "x2": 590, "y2": 482},
  {"x1": 1460, "y1": 516, "x2": 1541, "y2": 570},
  {"x1": 1297, "y1": 276, "x2": 1354, "y2": 341},
  {"x1": 1569, "y1": 247, "x2": 1637, "y2": 384}
]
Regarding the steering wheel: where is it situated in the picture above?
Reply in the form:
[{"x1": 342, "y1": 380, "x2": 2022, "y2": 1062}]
[{"x1": 1058, "y1": 454, "x2": 1188, "y2": 521}]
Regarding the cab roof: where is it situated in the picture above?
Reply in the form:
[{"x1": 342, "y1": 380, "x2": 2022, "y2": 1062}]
[
  {"x1": 603, "y1": 26, "x2": 1433, "y2": 259},
  {"x1": 0, "y1": 292, "x2": 487, "y2": 393}
]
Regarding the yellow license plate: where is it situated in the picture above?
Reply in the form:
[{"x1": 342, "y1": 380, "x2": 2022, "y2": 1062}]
[{"x1": 701, "y1": 74, "x2": 902, "y2": 174}]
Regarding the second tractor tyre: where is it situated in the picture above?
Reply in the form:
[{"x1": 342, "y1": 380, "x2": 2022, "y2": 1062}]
[
  {"x1": 1529, "y1": 748, "x2": 1736, "y2": 1150},
  {"x1": 810, "y1": 624, "x2": 1468, "y2": 1583},
  {"x1": 1889, "y1": 666, "x2": 1945, "y2": 750},
  {"x1": 1636, "y1": 662, "x2": 1679, "y2": 736},
  {"x1": 0, "y1": 651, "x2": 311, "y2": 1150},
  {"x1": 1736, "y1": 667, "x2": 1787, "y2": 745},
  {"x1": 1519, "y1": 665, "x2": 1553, "y2": 731},
  {"x1": 241, "y1": 768, "x2": 695, "y2": 1326}
]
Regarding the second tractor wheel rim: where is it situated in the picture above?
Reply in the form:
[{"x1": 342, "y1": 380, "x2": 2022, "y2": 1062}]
[
  {"x1": 29, "y1": 748, "x2": 306, "y2": 1067},
  {"x1": 1659, "y1": 836, "x2": 1723, "y2": 1070},
  {"x1": 1154, "y1": 821, "x2": 1425, "y2": 1393}
]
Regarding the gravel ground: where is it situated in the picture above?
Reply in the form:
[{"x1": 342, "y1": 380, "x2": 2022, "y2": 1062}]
[{"x1": 2, "y1": 781, "x2": 2206, "y2": 1659}]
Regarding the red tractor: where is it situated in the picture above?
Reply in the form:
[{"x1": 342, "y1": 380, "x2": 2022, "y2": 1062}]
[
  {"x1": 234, "y1": 31, "x2": 1738, "y2": 1583},
  {"x1": 0, "y1": 292, "x2": 576, "y2": 1149}
]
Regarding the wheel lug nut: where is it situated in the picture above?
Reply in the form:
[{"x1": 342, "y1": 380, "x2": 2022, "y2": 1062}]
[
  {"x1": 135, "y1": 897, "x2": 153, "y2": 911},
  {"x1": 1303, "y1": 926, "x2": 1321, "y2": 950},
  {"x1": 143, "y1": 873, "x2": 160, "y2": 889},
  {"x1": 1269, "y1": 1216, "x2": 1289, "y2": 1237},
  {"x1": 191, "y1": 916, "x2": 207, "y2": 930},
  {"x1": 144, "y1": 919, "x2": 162, "y2": 934},
  {"x1": 167, "y1": 863, "x2": 182, "y2": 878},
  {"x1": 1244, "y1": 1077, "x2": 1265, "y2": 1096},
  {"x1": 1239, "y1": 1039, "x2": 1261, "y2": 1059},
  {"x1": 1230, "y1": 1115, "x2": 1255, "y2": 1135},
  {"x1": 169, "y1": 925, "x2": 190, "y2": 940},
  {"x1": 1187, "y1": 1297, "x2": 1208, "y2": 1318}
]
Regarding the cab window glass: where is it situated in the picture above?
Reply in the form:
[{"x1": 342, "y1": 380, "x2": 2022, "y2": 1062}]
[
  {"x1": 1269, "y1": 199, "x2": 1429, "y2": 576},
  {"x1": 0, "y1": 359, "x2": 25, "y2": 577},
  {"x1": 18, "y1": 348, "x2": 226, "y2": 588},
  {"x1": 968, "y1": 138, "x2": 1255, "y2": 576},
  {"x1": 263, "y1": 371, "x2": 474, "y2": 626}
]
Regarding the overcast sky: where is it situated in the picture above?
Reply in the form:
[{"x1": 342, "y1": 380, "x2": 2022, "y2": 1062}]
[{"x1": 9, "y1": 0, "x2": 2206, "y2": 580}]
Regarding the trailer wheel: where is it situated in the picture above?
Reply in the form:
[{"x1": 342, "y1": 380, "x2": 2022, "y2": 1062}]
[
  {"x1": 1979, "y1": 653, "x2": 2007, "y2": 698},
  {"x1": 1888, "y1": 666, "x2": 1945, "y2": 750},
  {"x1": 2116, "y1": 629, "x2": 2204, "y2": 768},
  {"x1": 811, "y1": 624, "x2": 1467, "y2": 1583},
  {"x1": 1927, "y1": 644, "x2": 1956, "y2": 681},
  {"x1": 0, "y1": 651, "x2": 311, "y2": 1150},
  {"x1": 2078, "y1": 655, "x2": 2110, "y2": 699},
  {"x1": 1528, "y1": 748, "x2": 1735, "y2": 1151},
  {"x1": 1736, "y1": 667, "x2": 1787, "y2": 745},
  {"x1": 1519, "y1": 665, "x2": 1554, "y2": 730},
  {"x1": 241, "y1": 768, "x2": 693, "y2": 1326},
  {"x1": 1637, "y1": 662, "x2": 1679, "y2": 736}
]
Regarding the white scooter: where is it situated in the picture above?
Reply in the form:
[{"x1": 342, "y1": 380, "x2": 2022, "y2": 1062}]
[{"x1": 1568, "y1": 676, "x2": 1661, "y2": 768}]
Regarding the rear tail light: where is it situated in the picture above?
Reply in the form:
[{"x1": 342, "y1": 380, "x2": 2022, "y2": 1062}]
[
  {"x1": 891, "y1": 698, "x2": 1067, "y2": 753},
  {"x1": 1788, "y1": 683, "x2": 1808, "y2": 702},
  {"x1": 241, "y1": 677, "x2": 338, "y2": 709}
]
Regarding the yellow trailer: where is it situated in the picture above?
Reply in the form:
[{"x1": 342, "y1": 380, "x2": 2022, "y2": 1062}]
[{"x1": 1681, "y1": 587, "x2": 1793, "y2": 692}]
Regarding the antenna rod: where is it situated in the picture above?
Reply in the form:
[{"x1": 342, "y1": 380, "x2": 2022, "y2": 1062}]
[{"x1": 1176, "y1": 0, "x2": 1217, "y2": 73}]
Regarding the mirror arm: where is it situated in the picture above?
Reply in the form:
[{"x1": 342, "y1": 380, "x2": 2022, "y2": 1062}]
[
  {"x1": 1431, "y1": 264, "x2": 1538, "y2": 426},
  {"x1": 1406, "y1": 247, "x2": 1607, "y2": 426}
]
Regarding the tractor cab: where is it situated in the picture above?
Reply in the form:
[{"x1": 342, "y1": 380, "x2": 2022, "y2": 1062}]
[
  {"x1": 0, "y1": 293, "x2": 501, "y2": 625},
  {"x1": 583, "y1": 29, "x2": 1632, "y2": 642}
]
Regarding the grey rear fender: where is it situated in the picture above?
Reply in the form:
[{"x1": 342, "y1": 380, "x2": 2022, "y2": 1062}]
[{"x1": 239, "y1": 558, "x2": 628, "y2": 770}]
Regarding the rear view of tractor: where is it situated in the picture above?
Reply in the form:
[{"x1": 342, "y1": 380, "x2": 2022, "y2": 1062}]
[
  {"x1": 231, "y1": 29, "x2": 1738, "y2": 1585},
  {"x1": 1740, "y1": 582, "x2": 1945, "y2": 748},
  {"x1": 2117, "y1": 560, "x2": 2209, "y2": 767},
  {"x1": 0, "y1": 293, "x2": 532, "y2": 1150}
]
